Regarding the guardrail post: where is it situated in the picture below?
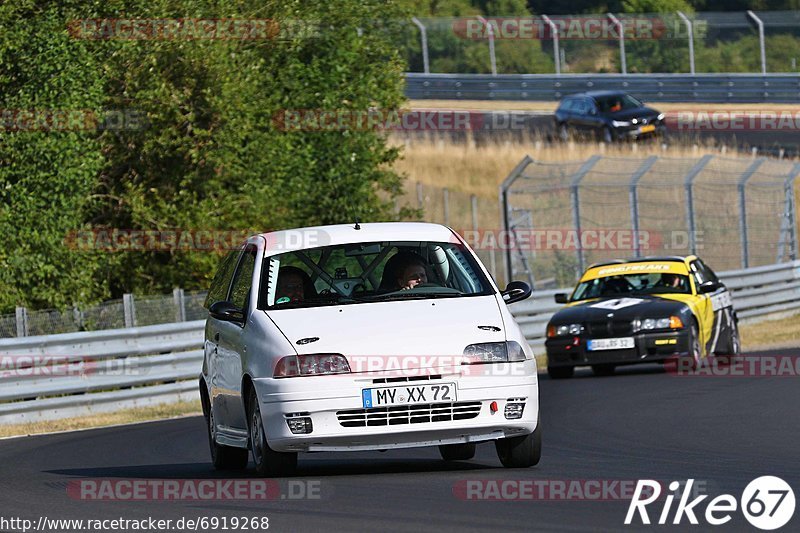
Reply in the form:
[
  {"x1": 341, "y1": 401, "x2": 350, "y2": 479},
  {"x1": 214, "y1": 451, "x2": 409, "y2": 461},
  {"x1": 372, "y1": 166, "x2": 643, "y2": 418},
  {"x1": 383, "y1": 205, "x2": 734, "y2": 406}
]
[
  {"x1": 677, "y1": 11, "x2": 695, "y2": 74},
  {"x1": 683, "y1": 155, "x2": 713, "y2": 255},
  {"x1": 123, "y1": 293, "x2": 137, "y2": 328},
  {"x1": 607, "y1": 13, "x2": 627, "y2": 75},
  {"x1": 477, "y1": 16, "x2": 497, "y2": 76},
  {"x1": 737, "y1": 158, "x2": 765, "y2": 268},
  {"x1": 173, "y1": 288, "x2": 186, "y2": 322},
  {"x1": 410, "y1": 17, "x2": 430, "y2": 74},
  {"x1": 784, "y1": 164, "x2": 800, "y2": 261},
  {"x1": 15, "y1": 307, "x2": 29, "y2": 337},
  {"x1": 571, "y1": 156, "x2": 603, "y2": 275},
  {"x1": 541, "y1": 15, "x2": 561, "y2": 75},
  {"x1": 629, "y1": 156, "x2": 658, "y2": 258},
  {"x1": 747, "y1": 11, "x2": 767, "y2": 75}
]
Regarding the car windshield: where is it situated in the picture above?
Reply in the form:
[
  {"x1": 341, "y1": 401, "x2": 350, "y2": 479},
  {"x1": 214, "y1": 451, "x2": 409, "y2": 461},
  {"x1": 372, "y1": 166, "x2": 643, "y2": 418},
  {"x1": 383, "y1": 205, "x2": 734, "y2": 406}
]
[
  {"x1": 260, "y1": 240, "x2": 494, "y2": 309},
  {"x1": 571, "y1": 272, "x2": 691, "y2": 301},
  {"x1": 595, "y1": 94, "x2": 643, "y2": 113}
]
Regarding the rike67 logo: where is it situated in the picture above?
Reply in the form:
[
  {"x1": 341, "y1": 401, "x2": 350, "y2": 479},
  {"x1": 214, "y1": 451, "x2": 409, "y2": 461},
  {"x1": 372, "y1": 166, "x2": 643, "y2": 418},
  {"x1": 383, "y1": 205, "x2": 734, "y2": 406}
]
[{"x1": 626, "y1": 477, "x2": 795, "y2": 530}]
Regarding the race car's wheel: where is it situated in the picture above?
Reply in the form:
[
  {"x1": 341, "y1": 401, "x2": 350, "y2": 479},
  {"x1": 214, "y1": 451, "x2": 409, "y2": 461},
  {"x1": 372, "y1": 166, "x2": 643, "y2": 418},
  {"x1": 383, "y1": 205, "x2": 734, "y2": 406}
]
[
  {"x1": 439, "y1": 443, "x2": 476, "y2": 461},
  {"x1": 558, "y1": 123, "x2": 570, "y2": 142},
  {"x1": 685, "y1": 321, "x2": 703, "y2": 371},
  {"x1": 496, "y1": 415, "x2": 542, "y2": 468},
  {"x1": 207, "y1": 406, "x2": 248, "y2": 470},
  {"x1": 591, "y1": 364, "x2": 616, "y2": 377},
  {"x1": 717, "y1": 321, "x2": 741, "y2": 365},
  {"x1": 249, "y1": 391, "x2": 297, "y2": 476},
  {"x1": 547, "y1": 366, "x2": 574, "y2": 379}
]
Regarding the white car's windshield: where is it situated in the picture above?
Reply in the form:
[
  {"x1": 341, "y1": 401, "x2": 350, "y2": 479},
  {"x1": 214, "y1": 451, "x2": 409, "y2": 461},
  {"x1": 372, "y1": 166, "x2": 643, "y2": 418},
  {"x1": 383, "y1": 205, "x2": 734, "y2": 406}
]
[{"x1": 260, "y1": 241, "x2": 494, "y2": 309}]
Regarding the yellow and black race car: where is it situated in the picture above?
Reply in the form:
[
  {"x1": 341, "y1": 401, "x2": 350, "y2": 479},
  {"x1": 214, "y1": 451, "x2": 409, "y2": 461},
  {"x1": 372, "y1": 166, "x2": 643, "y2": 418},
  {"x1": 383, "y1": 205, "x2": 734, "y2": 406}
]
[{"x1": 545, "y1": 256, "x2": 739, "y2": 378}]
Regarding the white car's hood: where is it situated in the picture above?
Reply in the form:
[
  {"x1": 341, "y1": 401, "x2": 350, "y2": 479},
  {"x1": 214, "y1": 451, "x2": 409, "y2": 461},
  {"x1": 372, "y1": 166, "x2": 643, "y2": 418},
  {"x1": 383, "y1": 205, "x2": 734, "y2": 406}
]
[{"x1": 265, "y1": 295, "x2": 506, "y2": 369}]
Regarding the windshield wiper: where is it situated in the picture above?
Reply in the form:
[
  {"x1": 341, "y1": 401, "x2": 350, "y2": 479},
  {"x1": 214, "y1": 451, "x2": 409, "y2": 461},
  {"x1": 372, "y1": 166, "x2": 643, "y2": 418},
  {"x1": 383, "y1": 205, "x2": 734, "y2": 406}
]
[{"x1": 368, "y1": 291, "x2": 464, "y2": 302}]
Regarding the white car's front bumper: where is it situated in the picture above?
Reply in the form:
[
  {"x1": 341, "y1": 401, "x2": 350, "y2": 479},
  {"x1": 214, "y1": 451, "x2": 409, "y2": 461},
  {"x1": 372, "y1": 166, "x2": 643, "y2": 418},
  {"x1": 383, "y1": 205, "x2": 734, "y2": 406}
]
[{"x1": 252, "y1": 361, "x2": 539, "y2": 452}]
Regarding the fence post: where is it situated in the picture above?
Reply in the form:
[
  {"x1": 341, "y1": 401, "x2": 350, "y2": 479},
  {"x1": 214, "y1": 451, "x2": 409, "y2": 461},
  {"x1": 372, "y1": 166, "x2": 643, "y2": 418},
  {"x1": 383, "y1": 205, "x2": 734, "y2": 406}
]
[
  {"x1": 677, "y1": 11, "x2": 695, "y2": 74},
  {"x1": 477, "y1": 16, "x2": 497, "y2": 76},
  {"x1": 15, "y1": 307, "x2": 29, "y2": 337},
  {"x1": 747, "y1": 10, "x2": 767, "y2": 75},
  {"x1": 443, "y1": 188, "x2": 450, "y2": 226},
  {"x1": 784, "y1": 164, "x2": 800, "y2": 262},
  {"x1": 541, "y1": 15, "x2": 561, "y2": 75},
  {"x1": 607, "y1": 13, "x2": 627, "y2": 74},
  {"x1": 173, "y1": 288, "x2": 186, "y2": 322},
  {"x1": 500, "y1": 156, "x2": 534, "y2": 284},
  {"x1": 737, "y1": 158, "x2": 765, "y2": 268},
  {"x1": 683, "y1": 155, "x2": 713, "y2": 255},
  {"x1": 123, "y1": 293, "x2": 137, "y2": 328},
  {"x1": 416, "y1": 181, "x2": 423, "y2": 211},
  {"x1": 411, "y1": 17, "x2": 430, "y2": 74},
  {"x1": 629, "y1": 156, "x2": 659, "y2": 258},
  {"x1": 571, "y1": 156, "x2": 603, "y2": 275}
]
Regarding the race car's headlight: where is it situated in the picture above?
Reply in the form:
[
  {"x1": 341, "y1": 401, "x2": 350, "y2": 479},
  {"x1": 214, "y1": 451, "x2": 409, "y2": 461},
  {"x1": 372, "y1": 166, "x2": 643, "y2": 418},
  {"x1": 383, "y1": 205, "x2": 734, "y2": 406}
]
[
  {"x1": 612, "y1": 120, "x2": 632, "y2": 127},
  {"x1": 463, "y1": 341, "x2": 527, "y2": 364},
  {"x1": 547, "y1": 323, "x2": 582, "y2": 337},
  {"x1": 273, "y1": 354, "x2": 351, "y2": 377},
  {"x1": 657, "y1": 112, "x2": 666, "y2": 121},
  {"x1": 635, "y1": 316, "x2": 684, "y2": 331}
]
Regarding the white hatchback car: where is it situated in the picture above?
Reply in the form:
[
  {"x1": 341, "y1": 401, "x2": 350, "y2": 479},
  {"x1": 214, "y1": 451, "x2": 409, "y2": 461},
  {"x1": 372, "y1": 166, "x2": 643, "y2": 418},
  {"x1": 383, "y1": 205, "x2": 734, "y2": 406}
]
[{"x1": 200, "y1": 222, "x2": 540, "y2": 475}]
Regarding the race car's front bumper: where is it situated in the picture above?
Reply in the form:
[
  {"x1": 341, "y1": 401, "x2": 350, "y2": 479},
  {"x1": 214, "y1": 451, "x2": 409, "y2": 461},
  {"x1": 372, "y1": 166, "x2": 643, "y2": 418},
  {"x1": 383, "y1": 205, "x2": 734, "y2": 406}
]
[{"x1": 545, "y1": 328, "x2": 690, "y2": 368}]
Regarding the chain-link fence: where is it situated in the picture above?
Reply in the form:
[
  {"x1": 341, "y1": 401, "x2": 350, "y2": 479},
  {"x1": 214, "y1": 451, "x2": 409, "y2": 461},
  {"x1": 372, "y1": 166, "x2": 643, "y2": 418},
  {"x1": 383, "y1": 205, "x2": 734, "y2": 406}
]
[
  {"x1": 402, "y1": 11, "x2": 800, "y2": 75},
  {"x1": 1, "y1": 289, "x2": 209, "y2": 339},
  {"x1": 498, "y1": 154, "x2": 799, "y2": 289}
]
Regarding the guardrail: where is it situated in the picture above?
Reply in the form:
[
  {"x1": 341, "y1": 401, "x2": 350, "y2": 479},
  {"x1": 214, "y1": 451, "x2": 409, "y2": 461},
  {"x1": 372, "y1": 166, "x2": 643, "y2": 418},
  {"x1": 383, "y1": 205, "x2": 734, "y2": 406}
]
[
  {"x1": 405, "y1": 73, "x2": 800, "y2": 103},
  {"x1": 510, "y1": 260, "x2": 800, "y2": 354},
  {"x1": 0, "y1": 321, "x2": 205, "y2": 425},
  {"x1": 1, "y1": 260, "x2": 797, "y2": 425}
]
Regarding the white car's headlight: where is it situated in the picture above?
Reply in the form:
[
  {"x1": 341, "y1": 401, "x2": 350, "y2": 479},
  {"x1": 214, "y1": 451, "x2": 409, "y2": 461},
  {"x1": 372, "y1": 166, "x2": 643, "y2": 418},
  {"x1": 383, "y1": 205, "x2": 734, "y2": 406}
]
[
  {"x1": 274, "y1": 354, "x2": 351, "y2": 377},
  {"x1": 463, "y1": 341, "x2": 527, "y2": 364}
]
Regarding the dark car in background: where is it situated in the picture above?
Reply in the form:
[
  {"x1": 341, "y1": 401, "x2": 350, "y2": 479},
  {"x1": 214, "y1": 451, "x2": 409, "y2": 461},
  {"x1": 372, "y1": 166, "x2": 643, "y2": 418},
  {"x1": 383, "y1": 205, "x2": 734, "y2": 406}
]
[{"x1": 554, "y1": 91, "x2": 666, "y2": 143}]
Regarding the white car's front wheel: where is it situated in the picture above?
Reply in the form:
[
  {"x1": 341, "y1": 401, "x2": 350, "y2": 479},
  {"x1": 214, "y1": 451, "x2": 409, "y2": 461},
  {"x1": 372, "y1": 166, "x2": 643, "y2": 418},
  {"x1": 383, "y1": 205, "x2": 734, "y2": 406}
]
[
  {"x1": 495, "y1": 415, "x2": 542, "y2": 468},
  {"x1": 249, "y1": 391, "x2": 297, "y2": 476}
]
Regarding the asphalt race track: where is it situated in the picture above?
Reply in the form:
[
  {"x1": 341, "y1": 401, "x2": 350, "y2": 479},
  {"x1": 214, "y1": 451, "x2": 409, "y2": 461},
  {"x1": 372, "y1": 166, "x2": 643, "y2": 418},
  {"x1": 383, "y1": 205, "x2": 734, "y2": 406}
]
[{"x1": 1, "y1": 349, "x2": 798, "y2": 532}]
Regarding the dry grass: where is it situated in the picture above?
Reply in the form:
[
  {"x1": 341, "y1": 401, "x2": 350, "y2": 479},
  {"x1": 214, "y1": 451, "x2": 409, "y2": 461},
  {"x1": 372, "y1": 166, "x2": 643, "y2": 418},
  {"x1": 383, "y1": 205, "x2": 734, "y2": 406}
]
[
  {"x1": 393, "y1": 136, "x2": 722, "y2": 198},
  {"x1": 410, "y1": 100, "x2": 800, "y2": 113},
  {"x1": 740, "y1": 313, "x2": 800, "y2": 351},
  {"x1": 0, "y1": 400, "x2": 202, "y2": 439}
]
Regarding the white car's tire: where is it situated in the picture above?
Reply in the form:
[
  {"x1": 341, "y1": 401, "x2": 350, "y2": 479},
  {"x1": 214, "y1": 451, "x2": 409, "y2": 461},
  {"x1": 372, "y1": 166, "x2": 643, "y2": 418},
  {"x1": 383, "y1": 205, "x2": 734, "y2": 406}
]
[
  {"x1": 207, "y1": 407, "x2": 248, "y2": 470},
  {"x1": 495, "y1": 415, "x2": 542, "y2": 468},
  {"x1": 249, "y1": 391, "x2": 297, "y2": 476}
]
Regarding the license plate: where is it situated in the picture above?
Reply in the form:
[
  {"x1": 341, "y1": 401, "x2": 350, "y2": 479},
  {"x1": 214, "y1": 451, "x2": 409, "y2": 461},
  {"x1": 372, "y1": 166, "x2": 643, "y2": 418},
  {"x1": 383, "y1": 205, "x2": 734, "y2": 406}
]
[
  {"x1": 587, "y1": 337, "x2": 635, "y2": 351},
  {"x1": 362, "y1": 382, "x2": 456, "y2": 408},
  {"x1": 639, "y1": 124, "x2": 656, "y2": 133}
]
